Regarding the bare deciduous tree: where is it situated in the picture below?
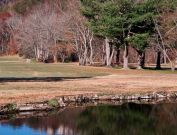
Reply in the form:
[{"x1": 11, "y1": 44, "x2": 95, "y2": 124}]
[
  {"x1": 6, "y1": 3, "x2": 71, "y2": 62},
  {"x1": 70, "y1": 1, "x2": 95, "y2": 66},
  {"x1": 153, "y1": 12, "x2": 177, "y2": 71}
]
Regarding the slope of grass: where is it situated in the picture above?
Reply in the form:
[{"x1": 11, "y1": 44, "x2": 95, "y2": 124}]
[
  {"x1": 0, "y1": 56, "x2": 108, "y2": 78},
  {"x1": 0, "y1": 56, "x2": 176, "y2": 78}
]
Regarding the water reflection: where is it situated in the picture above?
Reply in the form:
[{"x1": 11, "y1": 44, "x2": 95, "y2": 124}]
[{"x1": 1, "y1": 103, "x2": 177, "y2": 135}]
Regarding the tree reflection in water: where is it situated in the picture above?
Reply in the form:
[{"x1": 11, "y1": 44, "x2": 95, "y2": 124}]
[{"x1": 1, "y1": 103, "x2": 177, "y2": 135}]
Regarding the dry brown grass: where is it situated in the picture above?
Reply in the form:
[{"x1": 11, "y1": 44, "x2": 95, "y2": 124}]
[{"x1": 0, "y1": 68, "x2": 177, "y2": 105}]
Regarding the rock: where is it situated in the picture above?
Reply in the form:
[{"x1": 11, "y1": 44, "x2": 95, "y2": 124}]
[
  {"x1": 156, "y1": 93, "x2": 166, "y2": 98},
  {"x1": 123, "y1": 96, "x2": 128, "y2": 100},
  {"x1": 111, "y1": 95, "x2": 120, "y2": 100},
  {"x1": 59, "y1": 103, "x2": 66, "y2": 107},
  {"x1": 131, "y1": 94, "x2": 140, "y2": 100},
  {"x1": 18, "y1": 106, "x2": 35, "y2": 111},
  {"x1": 119, "y1": 95, "x2": 124, "y2": 100},
  {"x1": 140, "y1": 95, "x2": 150, "y2": 99},
  {"x1": 68, "y1": 96, "x2": 76, "y2": 102},
  {"x1": 18, "y1": 103, "x2": 51, "y2": 111},
  {"x1": 99, "y1": 95, "x2": 106, "y2": 100},
  {"x1": 92, "y1": 94, "x2": 99, "y2": 100},
  {"x1": 127, "y1": 96, "x2": 133, "y2": 100},
  {"x1": 140, "y1": 98, "x2": 150, "y2": 102},
  {"x1": 174, "y1": 92, "x2": 177, "y2": 98},
  {"x1": 58, "y1": 98, "x2": 66, "y2": 107},
  {"x1": 148, "y1": 93, "x2": 156, "y2": 99},
  {"x1": 167, "y1": 93, "x2": 172, "y2": 98},
  {"x1": 93, "y1": 101, "x2": 98, "y2": 105},
  {"x1": 155, "y1": 98, "x2": 166, "y2": 103},
  {"x1": 167, "y1": 92, "x2": 177, "y2": 98},
  {"x1": 83, "y1": 96, "x2": 90, "y2": 102},
  {"x1": 76, "y1": 95, "x2": 84, "y2": 103},
  {"x1": 63, "y1": 97, "x2": 69, "y2": 102},
  {"x1": 35, "y1": 104, "x2": 49, "y2": 110}
]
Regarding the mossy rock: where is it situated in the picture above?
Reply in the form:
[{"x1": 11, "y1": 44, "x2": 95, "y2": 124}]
[{"x1": 47, "y1": 99, "x2": 59, "y2": 108}]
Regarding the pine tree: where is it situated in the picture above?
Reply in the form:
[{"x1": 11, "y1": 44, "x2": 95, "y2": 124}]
[{"x1": 81, "y1": 0, "x2": 156, "y2": 68}]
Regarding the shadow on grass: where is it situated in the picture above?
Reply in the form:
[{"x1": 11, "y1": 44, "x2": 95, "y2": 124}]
[
  {"x1": 114, "y1": 65, "x2": 177, "y2": 72},
  {"x1": 0, "y1": 77, "x2": 91, "y2": 82},
  {"x1": 144, "y1": 67, "x2": 177, "y2": 71}
]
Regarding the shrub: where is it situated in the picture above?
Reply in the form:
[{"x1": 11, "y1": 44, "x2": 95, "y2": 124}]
[
  {"x1": 47, "y1": 99, "x2": 59, "y2": 108},
  {"x1": 5, "y1": 103, "x2": 17, "y2": 112}
]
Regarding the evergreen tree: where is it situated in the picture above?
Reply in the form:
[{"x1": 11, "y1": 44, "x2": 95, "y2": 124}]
[{"x1": 81, "y1": 0, "x2": 156, "y2": 68}]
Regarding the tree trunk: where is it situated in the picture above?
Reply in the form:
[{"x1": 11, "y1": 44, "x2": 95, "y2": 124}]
[
  {"x1": 79, "y1": 57, "x2": 84, "y2": 66},
  {"x1": 83, "y1": 47, "x2": 87, "y2": 65},
  {"x1": 123, "y1": 43, "x2": 129, "y2": 69},
  {"x1": 105, "y1": 37, "x2": 115, "y2": 66},
  {"x1": 171, "y1": 61, "x2": 176, "y2": 71},
  {"x1": 89, "y1": 44, "x2": 94, "y2": 65},
  {"x1": 35, "y1": 46, "x2": 41, "y2": 62},
  {"x1": 61, "y1": 56, "x2": 65, "y2": 63},
  {"x1": 163, "y1": 49, "x2": 167, "y2": 64},
  {"x1": 156, "y1": 51, "x2": 161, "y2": 70},
  {"x1": 116, "y1": 48, "x2": 120, "y2": 65},
  {"x1": 102, "y1": 43, "x2": 106, "y2": 65},
  {"x1": 78, "y1": 56, "x2": 82, "y2": 65},
  {"x1": 53, "y1": 40, "x2": 58, "y2": 63},
  {"x1": 89, "y1": 32, "x2": 94, "y2": 65},
  {"x1": 137, "y1": 52, "x2": 145, "y2": 69},
  {"x1": 79, "y1": 51, "x2": 87, "y2": 66},
  {"x1": 53, "y1": 54, "x2": 58, "y2": 63},
  {"x1": 108, "y1": 45, "x2": 115, "y2": 66},
  {"x1": 105, "y1": 37, "x2": 111, "y2": 66}
]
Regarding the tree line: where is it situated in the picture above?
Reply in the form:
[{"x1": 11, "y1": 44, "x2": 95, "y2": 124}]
[
  {"x1": 80, "y1": 0, "x2": 177, "y2": 70},
  {"x1": 0, "y1": 0, "x2": 177, "y2": 70}
]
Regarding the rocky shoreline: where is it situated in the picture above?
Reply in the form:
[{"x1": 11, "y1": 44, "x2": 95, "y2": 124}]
[{"x1": 1, "y1": 91, "x2": 177, "y2": 115}]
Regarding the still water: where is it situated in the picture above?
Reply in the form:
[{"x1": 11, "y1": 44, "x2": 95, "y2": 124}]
[{"x1": 0, "y1": 102, "x2": 177, "y2": 135}]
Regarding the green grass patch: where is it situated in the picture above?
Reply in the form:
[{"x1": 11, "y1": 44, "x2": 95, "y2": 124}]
[
  {"x1": 0, "y1": 56, "x2": 108, "y2": 77},
  {"x1": 48, "y1": 99, "x2": 59, "y2": 108},
  {"x1": 0, "y1": 56, "x2": 175, "y2": 78}
]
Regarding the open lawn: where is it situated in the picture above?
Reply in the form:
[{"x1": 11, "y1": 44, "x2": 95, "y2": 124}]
[
  {"x1": 0, "y1": 56, "x2": 108, "y2": 77},
  {"x1": 0, "y1": 56, "x2": 177, "y2": 104}
]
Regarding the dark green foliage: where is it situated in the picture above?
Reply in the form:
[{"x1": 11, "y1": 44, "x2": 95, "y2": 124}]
[
  {"x1": 81, "y1": 0, "x2": 177, "y2": 54},
  {"x1": 81, "y1": 0, "x2": 132, "y2": 39},
  {"x1": 81, "y1": 0, "x2": 156, "y2": 52},
  {"x1": 14, "y1": 0, "x2": 44, "y2": 14},
  {"x1": 126, "y1": 33, "x2": 149, "y2": 52},
  {"x1": 81, "y1": 0, "x2": 177, "y2": 52}
]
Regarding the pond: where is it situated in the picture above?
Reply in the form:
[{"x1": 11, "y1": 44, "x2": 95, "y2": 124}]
[{"x1": 0, "y1": 102, "x2": 177, "y2": 135}]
